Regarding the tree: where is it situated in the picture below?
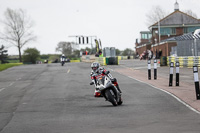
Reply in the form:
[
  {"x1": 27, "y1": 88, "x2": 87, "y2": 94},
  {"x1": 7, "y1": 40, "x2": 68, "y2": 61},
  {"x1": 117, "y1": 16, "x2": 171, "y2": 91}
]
[
  {"x1": 55, "y1": 41, "x2": 78, "y2": 57},
  {"x1": 115, "y1": 49, "x2": 121, "y2": 56},
  {"x1": 0, "y1": 8, "x2": 36, "y2": 62},
  {"x1": 23, "y1": 48, "x2": 40, "y2": 64},
  {"x1": 49, "y1": 54, "x2": 60, "y2": 63},
  {"x1": 146, "y1": 6, "x2": 168, "y2": 27},
  {"x1": 184, "y1": 9, "x2": 198, "y2": 19},
  {"x1": 122, "y1": 48, "x2": 134, "y2": 56},
  {"x1": 0, "y1": 45, "x2": 8, "y2": 64},
  {"x1": 73, "y1": 50, "x2": 80, "y2": 58}
]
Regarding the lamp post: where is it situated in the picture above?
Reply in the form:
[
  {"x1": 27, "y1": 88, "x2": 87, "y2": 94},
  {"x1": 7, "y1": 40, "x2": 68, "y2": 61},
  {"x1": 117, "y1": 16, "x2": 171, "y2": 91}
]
[{"x1": 158, "y1": 20, "x2": 161, "y2": 43}]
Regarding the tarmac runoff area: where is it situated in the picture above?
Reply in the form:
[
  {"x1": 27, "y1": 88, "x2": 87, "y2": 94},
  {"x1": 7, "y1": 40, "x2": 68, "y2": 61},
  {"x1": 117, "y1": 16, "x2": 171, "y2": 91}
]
[{"x1": 114, "y1": 66, "x2": 200, "y2": 114}]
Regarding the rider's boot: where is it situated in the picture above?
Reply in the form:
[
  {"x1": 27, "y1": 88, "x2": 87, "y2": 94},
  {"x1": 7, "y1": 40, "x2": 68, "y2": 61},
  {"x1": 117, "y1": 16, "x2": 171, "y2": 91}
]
[
  {"x1": 94, "y1": 89, "x2": 102, "y2": 97},
  {"x1": 116, "y1": 84, "x2": 122, "y2": 93}
]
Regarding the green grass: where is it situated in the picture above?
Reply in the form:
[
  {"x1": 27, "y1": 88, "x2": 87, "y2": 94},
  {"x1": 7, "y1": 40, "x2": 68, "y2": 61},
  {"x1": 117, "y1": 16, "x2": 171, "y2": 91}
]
[
  {"x1": 0, "y1": 63, "x2": 23, "y2": 71},
  {"x1": 7, "y1": 60, "x2": 20, "y2": 63}
]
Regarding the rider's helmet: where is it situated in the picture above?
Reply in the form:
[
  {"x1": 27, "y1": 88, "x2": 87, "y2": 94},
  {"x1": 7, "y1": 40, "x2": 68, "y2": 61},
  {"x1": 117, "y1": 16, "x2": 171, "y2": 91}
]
[
  {"x1": 62, "y1": 54, "x2": 65, "y2": 57},
  {"x1": 91, "y1": 62, "x2": 100, "y2": 73}
]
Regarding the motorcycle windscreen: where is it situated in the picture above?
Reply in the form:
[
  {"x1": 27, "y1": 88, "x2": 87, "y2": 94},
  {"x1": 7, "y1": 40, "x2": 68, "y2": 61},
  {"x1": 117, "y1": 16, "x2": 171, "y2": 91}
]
[{"x1": 97, "y1": 76, "x2": 105, "y2": 85}]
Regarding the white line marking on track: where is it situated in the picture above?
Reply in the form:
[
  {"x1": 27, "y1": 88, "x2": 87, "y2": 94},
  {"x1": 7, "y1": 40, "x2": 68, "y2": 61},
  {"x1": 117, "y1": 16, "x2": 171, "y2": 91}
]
[
  {"x1": 127, "y1": 75, "x2": 200, "y2": 114},
  {"x1": 16, "y1": 78, "x2": 21, "y2": 81},
  {"x1": 0, "y1": 88, "x2": 5, "y2": 92},
  {"x1": 9, "y1": 82, "x2": 15, "y2": 86},
  {"x1": 67, "y1": 69, "x2": 70, "y2": 73}
]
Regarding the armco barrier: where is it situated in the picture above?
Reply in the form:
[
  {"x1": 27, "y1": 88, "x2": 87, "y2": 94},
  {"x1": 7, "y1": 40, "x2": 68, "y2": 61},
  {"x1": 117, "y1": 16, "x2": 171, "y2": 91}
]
[
  {"x1": 118, "y1": 56, "x2": 122, "y2": 60},
  {"x1": 95, "y1": 57, "x2": 106, "y2": 66},
  {"x1": 95, "y1": 57, "x2": 119, "y2": 65},
  {"x1": 167, "y1": 56, "x2": 200, "y2": 67},
  {"x1": 117, "y1": 56, "x2": 128, "y2": 60},
  {"x1": 81, "y1": 55, "x2": 95, "y2": 63},
  {"x1": 81, "y1": 55, "x2": 131, "y2": 65},
  {"x1": 70, "y1": 60, "x2": 80, "y2": 63}
]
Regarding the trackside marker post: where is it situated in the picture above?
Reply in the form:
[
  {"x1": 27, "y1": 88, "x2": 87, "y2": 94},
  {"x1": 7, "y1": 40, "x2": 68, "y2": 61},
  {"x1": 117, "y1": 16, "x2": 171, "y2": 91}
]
[
  {"x1": 154, "y1": 59, "x2": 157, "y2": 80},
  {"x1": 148, "y1": 60, "x2": 151, "y2": 80},
  {"x1": 193, "y1": 66, "x2": 200, "y2": 100},
  {"x1": 169, "y1": 62, "x2": 174, "y2": 86},
  {"x1": 176, "y1": 62, "x2": 179, "y2": 86}
]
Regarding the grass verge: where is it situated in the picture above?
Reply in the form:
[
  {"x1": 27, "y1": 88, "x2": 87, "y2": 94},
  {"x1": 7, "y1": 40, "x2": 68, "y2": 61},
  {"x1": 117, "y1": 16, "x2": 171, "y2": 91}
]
[{"x1": 0, "y1": 63, "x2": 23, "y2": 72}]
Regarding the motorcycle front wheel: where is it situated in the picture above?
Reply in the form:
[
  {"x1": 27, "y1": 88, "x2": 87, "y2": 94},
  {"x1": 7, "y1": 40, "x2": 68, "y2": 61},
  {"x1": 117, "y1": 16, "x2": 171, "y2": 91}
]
[
  {"x1": 105, "y1": 89, "x2": 118, "y2": 106},
  {"x1": 117, "y1": 97, "x2": 123, "y2": 105}
]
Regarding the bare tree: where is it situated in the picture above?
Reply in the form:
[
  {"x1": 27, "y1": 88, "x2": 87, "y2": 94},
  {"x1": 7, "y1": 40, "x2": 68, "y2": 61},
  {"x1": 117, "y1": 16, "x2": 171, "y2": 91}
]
[
  {"x1": 145, "y1": 6, "x2": 168, "y2": 27},
  {"x1": 55, "y1": 41, "x2": 77, "y2": 57},
  {"x1": 0, "y1": 8, "x2": 36, "y2": 62},
  {"x1": 184, "y1": 9, "x2": 198, "y2": 19}
]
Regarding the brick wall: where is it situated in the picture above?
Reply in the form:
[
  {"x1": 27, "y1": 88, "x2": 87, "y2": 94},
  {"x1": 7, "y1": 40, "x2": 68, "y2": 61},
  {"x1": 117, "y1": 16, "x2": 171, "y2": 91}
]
[{"x1": 151, "y1": 42, "x2": 177, "y2": 57}]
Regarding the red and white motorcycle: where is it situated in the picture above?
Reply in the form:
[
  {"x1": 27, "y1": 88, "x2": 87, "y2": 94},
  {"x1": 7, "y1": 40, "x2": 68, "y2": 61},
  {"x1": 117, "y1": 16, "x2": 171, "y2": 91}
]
[{"x1": 90, "y1": 72, "x2": 123, "y2": 106}]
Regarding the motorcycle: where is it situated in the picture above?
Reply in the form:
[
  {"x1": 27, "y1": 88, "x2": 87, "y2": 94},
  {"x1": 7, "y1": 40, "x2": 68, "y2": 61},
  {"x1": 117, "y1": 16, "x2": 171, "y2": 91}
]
[
  {"x1": 90, "y1": 72, "x2": 122, "y2": 106},
  {"x1": 61, "y1": 61, "x2": 65, "y2": 66}
]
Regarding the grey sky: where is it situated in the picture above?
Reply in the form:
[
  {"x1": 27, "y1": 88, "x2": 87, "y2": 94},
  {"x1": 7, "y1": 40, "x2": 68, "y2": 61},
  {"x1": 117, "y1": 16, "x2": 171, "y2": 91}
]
[{"x1": 0, "y1": 0, "x2": 200, "y2": 55}]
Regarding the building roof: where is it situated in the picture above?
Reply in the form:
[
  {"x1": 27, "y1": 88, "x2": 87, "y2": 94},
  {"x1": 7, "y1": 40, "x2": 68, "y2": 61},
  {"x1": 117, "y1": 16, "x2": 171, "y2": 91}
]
[
  {"x1": 160, "y1": 32, "x2": 200, "y2": 42},
  {"x1": 140, "y1": 31, "x2": 151, "y2": 33},
  {"x1": 175, "y1": 32, "x2": 200, "y2": 41},
  {"x1": 150, "y1": 10, "x2": 200, "y2": 28}
]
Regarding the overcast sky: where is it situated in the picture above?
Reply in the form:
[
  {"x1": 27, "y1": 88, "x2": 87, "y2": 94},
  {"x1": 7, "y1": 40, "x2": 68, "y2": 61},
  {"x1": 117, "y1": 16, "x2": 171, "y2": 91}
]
[{"x1": 0, "y1": 0, "x2": 200, "y2": 55}]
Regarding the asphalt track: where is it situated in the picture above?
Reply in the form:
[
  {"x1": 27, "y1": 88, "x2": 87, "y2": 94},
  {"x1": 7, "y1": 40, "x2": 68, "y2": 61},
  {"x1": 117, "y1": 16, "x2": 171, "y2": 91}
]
[{"x1": 0, "y1": 62, "x2": 200, "y2": 133}]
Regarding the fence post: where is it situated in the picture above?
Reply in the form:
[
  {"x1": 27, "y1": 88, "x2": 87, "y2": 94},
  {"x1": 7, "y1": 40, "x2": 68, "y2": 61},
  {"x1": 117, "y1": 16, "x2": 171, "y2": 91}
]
[
  {"x1": 169, "y1": 62, "x2": 174, "y2": 86},
  {"x1": 148, "y1": 60, "x2": 151, "y2": 80},
  {"x1": 154, "y1": 59, "x2": 157, "y2": 80},
  {"x1": 193, "y1": 66, "x2": 200, "y2": 100},
  {"x1": 176, "y1": 62, "x2": 179, "y2": 86}
]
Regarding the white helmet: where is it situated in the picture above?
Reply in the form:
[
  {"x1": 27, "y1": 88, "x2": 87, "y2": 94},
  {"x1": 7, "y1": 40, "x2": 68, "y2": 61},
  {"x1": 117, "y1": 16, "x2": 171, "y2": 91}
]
[
  {"x1": 62, "y1": 54, "x2": 65, "y2": 56},
  {"x1": 91, "y1": 62, "x2": 100, "y2": 73}
]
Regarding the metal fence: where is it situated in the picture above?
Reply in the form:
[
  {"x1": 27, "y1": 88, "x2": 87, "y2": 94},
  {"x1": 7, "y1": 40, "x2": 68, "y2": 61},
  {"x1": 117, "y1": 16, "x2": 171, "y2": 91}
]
[
  {"x1": 174, "y1": 31, "x2": 200, "y2": 56},
  {"x1": 176, "y1": 40, "x2": 200, "y2": 56}
]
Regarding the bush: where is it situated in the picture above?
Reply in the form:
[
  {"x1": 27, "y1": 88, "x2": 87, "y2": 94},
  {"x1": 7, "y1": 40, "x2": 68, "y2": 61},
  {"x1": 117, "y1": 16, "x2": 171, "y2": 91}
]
[
  {"x1": 49, "y1": 55, "x2": 60, "y2": 63},
  {"x1": 23, "y1": 48, "x2": 40, "y2": 64}
]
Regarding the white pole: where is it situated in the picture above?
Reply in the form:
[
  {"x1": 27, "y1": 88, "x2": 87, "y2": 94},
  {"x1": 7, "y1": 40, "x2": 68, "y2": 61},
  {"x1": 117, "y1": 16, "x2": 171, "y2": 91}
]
[{"x1": 158, "y1": 21, "x2": 161, "y2": 43}]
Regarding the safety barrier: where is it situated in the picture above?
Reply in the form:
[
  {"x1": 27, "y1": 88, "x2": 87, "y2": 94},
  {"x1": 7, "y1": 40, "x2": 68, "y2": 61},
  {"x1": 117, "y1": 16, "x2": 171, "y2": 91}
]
[
  {"x1": 167, "y1": 56, "x2": 200, "y2": 67},
  {"x1": 70, "y1": 60, "x2": 80, "y2": 63},
  {"x1": 95, "y1": 57, "x2": 106, "y2": 66},
  {"x1": 81, "y1": 55, "x2": 95, "y2": 63},
  {"x1": 81, "y1": 55, "x2": 133, "y2": 65}
]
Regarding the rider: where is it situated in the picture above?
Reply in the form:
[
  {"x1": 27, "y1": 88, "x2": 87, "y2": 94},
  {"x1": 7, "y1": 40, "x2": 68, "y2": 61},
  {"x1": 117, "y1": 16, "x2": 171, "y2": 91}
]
[
  {"x1": 60, "y1": 54, "x2": 66, "y2": 62},
  {"x1": 90, "y1": 62, "x2": 122, "y2": 97}
]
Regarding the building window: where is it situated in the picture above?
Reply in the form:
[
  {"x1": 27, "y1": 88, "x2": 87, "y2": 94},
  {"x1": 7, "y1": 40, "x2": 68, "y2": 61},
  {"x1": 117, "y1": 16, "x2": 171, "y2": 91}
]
[
  {"x1": 141, "y1": 33, "x2": 148, "y2": 39},
  {"x1": 171, "y1": 28, "x2": 176, "y2": 35},
  {"x1": 141, "y1": 32, "x2": 152, "y2": 40},
  {"x1": 160, "y1": 28, "x2": 176, "y2": 35},
  {"x1": 188, "y1": 27, "x2": 200, "y2": 33},
  {"x1": 184, "y1": 27, "x2": 200, "y2": 34},
  {"x1": 149, "y1": 34, "x2": 152, "y2": 39},
  {"x1": 184, "y1": 27, "x2": 188, "y2": 34}
]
